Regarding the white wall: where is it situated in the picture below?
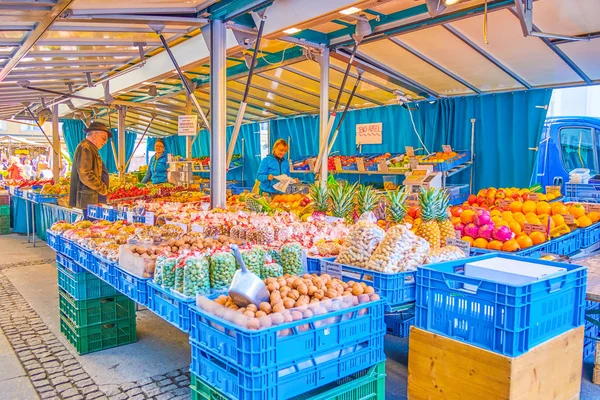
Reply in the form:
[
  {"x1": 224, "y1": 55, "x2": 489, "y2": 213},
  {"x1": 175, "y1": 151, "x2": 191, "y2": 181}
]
[{"x1": 547, "y1": 86, "x2": 600, "y2": 117}]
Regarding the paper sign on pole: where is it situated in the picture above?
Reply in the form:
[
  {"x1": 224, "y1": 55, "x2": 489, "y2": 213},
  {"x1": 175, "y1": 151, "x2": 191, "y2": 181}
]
[
  {"x1": 356, "y1": 123, "x2": 382, "y2": 145},
  {"x1": 178, "y1": 115, "x2": 198, "y2": 136},
  {"x1": 405, "y1": 146, "x2": 415, "y2": 156}
]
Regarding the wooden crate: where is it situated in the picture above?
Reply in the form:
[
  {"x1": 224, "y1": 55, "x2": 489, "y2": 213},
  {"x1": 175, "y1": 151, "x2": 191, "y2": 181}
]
[{"x1": 408, "y1": 326, "x2": 583, "y2": 400}]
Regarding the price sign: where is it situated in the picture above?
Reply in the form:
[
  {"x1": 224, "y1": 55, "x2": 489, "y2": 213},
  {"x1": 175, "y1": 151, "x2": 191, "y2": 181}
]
[
  {"x1": 546, "y1": 185, "x2": 561, "y2": 195},
  {"x1": 446, "y1": 237, "x2": 471, "y2": 255},
  {"x1": 356, "y1": 122, "x2": 382, "y2": 145},
  {"x1": 323, "y1": 261, "x2": 342, "y2": 280},
  {"x1": 561, "y1": 214, "x2": 575, "y2": 224},
  {"x1": 378, "y1": 160, "x2": 389, "y2": 172},
  {"x1": 334, "y1": 158, "x2": 342, "y2": 171},
  {"x1": 191, "y1": 224, "x2": 205, "y2": 233},
  {"x1": 167, "y1": 221, "x2": 188, "y2": 233},
  {"x1": 405, "y1": 146, "x2": 415, "y2": 157},
  {"x1": 497, "y1": 199, "x2": 512, "y2": 211},
  {"x1": 409, "y1": 157, "x2": 419, "y2": 170},
  {"x1": 583, "y1": 204, "x2": 600, "y2": 213},
  {"x1": 527, "y1": 193, "x2": 539, "y2": 202},
  {"x1": 524, "y1": 223, "x2": 547, "y2": 235},
  {"x1": 126, "y1": 211, "x2": 134, "y2": 223},
  {"x1": 356, "y1": 158, "x2": 366, "y2": 172},
  {"x1": 178, "y1": 115, "x2": 198, "y2": 136},
  {"x1": 454, "y1": 229, "x2": 462, "y2": 239},
  {"x1": 442, "y1": 145, "x2": 452, "y2": 154},
  {"x1": 144, "y1": 211, "x2": 155, "y2": 226}
]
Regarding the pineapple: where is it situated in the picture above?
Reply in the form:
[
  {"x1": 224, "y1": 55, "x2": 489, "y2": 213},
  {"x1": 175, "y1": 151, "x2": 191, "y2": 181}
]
[
  {"x1": 328, "y1": 182, "x2": 357, "y2": 222},
  {"x1": 309, "y1": 183, "x2": 329, "y2": 213},
  {"x1": 385, "y1": 187, "x2": 408, "y2": 224},
  {"x1": 357, "y1": 184, "x2": 381, "y2": 216},
  {"x1": 436, "y1": 190, "x2": 455, "y2": 246},
  {"x1": 417, "y1": 188, "x2": 441, "y2": 250}
]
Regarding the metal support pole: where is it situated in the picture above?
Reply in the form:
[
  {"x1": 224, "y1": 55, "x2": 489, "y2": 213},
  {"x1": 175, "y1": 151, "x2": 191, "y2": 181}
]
[
  {"x1": 118, "y1": 106, "x2": 127, "y2": 179},
  {"x1": 210, "y1": 18, "x2": 227, "y2": 208},
  {"x1": 470, "y1": 118, "x2": 476, "y2": 193},
  {"x1": 186, "y1": 94, "x2": 193, "y2": 160},
  {"x1": 52, "y1": 104, "x2": 60, "y2": 182},
  {"x1": 319, "y1": 47, "x2": 329, "y2": 187}
]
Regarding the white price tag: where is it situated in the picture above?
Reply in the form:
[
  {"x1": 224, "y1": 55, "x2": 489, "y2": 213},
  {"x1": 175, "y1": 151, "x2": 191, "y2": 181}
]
[
  {"x1": 323, "y1": 261, "x2": 342, "y2": 280},
  {"x1": 167, "y1": 221, "x2": 188, "y2": 233},
  {"x1": 356, "y1": 158, "x2": 366, "y2": 172},
  {"x1": 144, "y1": 211, "x2": 155, "y2": 226},
  {"x1": 191, "y1": 224, "x2": 205, "y2": 233},
  {"x1": 405, "y1": 146, "x2": 415, "y2": 157},
  {"x1": 445, "y1": 237, "x2": 471, "y2": 255},
  {"x1": 126, "y1": 211, "x2": 134, "y2": 223}
]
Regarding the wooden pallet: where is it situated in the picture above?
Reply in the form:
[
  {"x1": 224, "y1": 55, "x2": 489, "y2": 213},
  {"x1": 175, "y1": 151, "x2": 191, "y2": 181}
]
[{"x1": 408, "y1": 326, "x2": 583, "y2": 400}]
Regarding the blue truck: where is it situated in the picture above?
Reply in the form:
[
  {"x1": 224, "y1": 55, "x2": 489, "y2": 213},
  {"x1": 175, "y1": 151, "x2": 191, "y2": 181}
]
[{"x1": 534, "y1": 116, "x2": 600, "y2": 187}]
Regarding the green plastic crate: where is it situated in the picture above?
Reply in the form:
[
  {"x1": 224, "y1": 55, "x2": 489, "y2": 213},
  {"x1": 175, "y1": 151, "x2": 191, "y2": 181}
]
[
  {"x1": 0, "y1": 214, "x2": 9, "y2": 228},
  {"x1": 57, "y1": 262, "x2": 117, "y2": 300},
  {"x1": 59, "y1": 289, "x2": 136, "y2": 328},
  {"x1": 0, "y1": 205, "x2": 9, "y2": 216},
  {"x1": 59, "y1": 314, "x2": 137, "y2": 355},
  {"x1": 190, "y1": 361, "x2": 386, "y2": 400}
]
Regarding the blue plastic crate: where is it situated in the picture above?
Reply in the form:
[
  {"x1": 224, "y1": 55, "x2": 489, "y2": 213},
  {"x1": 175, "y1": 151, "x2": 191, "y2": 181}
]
[
  {"x1": 94, "y1": 254, "x2": 117, "y2": 286},
  {"x1": 147, "y1": 282, "x2": 195, "y2": 332},
  {"x1": 77, "y1": 246, "x2": 95, "y2": 271},
  {"x1": 305, "y1": 256, "x2": 335, "y2": 274},
  {"x1": 189, "y1": 296, "x2": 384, "y2": 372},
  {"x1": 580, "y1": 223, "x2": 600, "y2": 248},
  {"x1": 420, "y1": 151, "x2": 471, "y2": 172},
  {"x1": 14, "y1": 188, "x2": 24, "y2": 197},
  {"x1": 321, "y1": 260, "x2": 415, "y2": 308},
  {"x1": 56, "y1": 253, "x2": 84, "y2": 274},
  {"x1": 63, "y1": 240, "x2": 80, "y2": 262},
  {"x1": 470, "y1": 242, "x2": 549, "y2": 258},
  {"x1": 30, "y1": 192, "x2": 60, "y2": 204},
  {"x1": 230, "y1": 187, "x2": 253, "y2": 195},
  {"x1": 86, "y1": 205, "x2": 101, "y2": 219},
  {"x1": 384, "y1": 310, "x2": 415, "y2": 338},
  {"x1": 101, "y1": 207, "x2": 118, "y2": 222},
  {"x1": 547, "y1": 230, "x2": 581, "y2": 256},
  {"x1": 190, "y1": 336, "x2": 385, "y2": 400},
  {"x1": 565, "y1": 183, "x2": 600, "y2": 202},
  {"x1": 57, "y1": 262, "x2": 117, "y2": 300},
  {"x1": 46, "y1": 230, "x2": 62, "y2": 253},
  {"x1": 415, "y1": 254, "x2": 587, "y2": 357},
  {"x1": 114, "y1": 266, "x2": 149, "y2": 305}
]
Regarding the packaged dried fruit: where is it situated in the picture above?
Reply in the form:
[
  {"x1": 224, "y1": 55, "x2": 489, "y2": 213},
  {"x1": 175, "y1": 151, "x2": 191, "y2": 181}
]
[{"x1": 335, "y1": 220, "x2": 385, "y2": 268}]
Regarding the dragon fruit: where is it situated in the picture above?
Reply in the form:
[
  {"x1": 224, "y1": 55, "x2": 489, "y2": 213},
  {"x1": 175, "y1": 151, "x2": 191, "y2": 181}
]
[
  {"x1": 478, "y1": 224, "x2": 494, "y2": 240},
  {"x1": 473, "y1": 209, "x2": 491, "y2": 226},
  {"x1": 463, "y1": 223, "x2": 479, "y2": 238},
  {"x1": 493, "y1": 225, "x2": 512, "y2": 242},
  {"x1": 454, "y1": 222, "x2": 466, "y2": 237}
]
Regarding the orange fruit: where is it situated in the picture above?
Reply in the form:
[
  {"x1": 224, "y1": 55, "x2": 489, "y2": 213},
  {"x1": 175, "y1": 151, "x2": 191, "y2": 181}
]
[
  {"x1": 496, "y1": 220, "x2": 510, "y2": 228},
  {"x1": 509, "y1": 221, "x2": 522, "y2": 235},
  {"x1": 491, "y1": 216, "x2": 503, "y2": 225},
  {"x1": 460, "y1": 209, "x2": 476, "y2": 225},
  {"x1": 473, "y1": 238, "x2": 489, "y2": 249},
  {"x1": 462, "y1": 236, "x2": 475, "y2": 245},
  {"x1": 516, "y1": 235, "x2": 533, "y2": 249},
  {"x1": 578, "y1": 215, "x2": 593, "y2": 228},
  {"x1": 513, "y1": 212, "x2": 525, "y2": 220},
  {"x1": 588, "y1": 211, "x2": 600, "y2": 223},
  {"x1": 569, "y1": 203, "x2": 586, "y2": 219},
  {"x1": 540, "y1": 216, "x2": 556, "y2": 230},
  {"x1": 526, "y1": 214, "x2": 541, "y2": 225},
  {"x1": 490, "y1": 209, "x2": 502, "y2": 217},
  {"x1": 522, "y1": 201, "x2": 537, "y2": 215},
  {"x1": 451, "y1": 217, "x2": 461, "y2": 226},
  {"x1": 552, "y1": 214, "x2": 565, "y2": 227},
  {"x1": 488, "y1": 240, "x2": 503, "y2": 250},
  {"x1": 509, "y1": 201, "x2": 523, "y2": 213},
  {"x1": 501, "y1": 211, "x2": 514, "y2": 221},
  {"x1": 502, "y1": 239, "x2": 521, "y2": 252},
  {"x1": 536, "y1": 201, "x2": 552, "y2": 216},
  {"x1": 551, "y1": 203, "x2": 568, "y2": 215},
  {"x1": 530, "y1": 231, "x2": 546, "y2": 245}
]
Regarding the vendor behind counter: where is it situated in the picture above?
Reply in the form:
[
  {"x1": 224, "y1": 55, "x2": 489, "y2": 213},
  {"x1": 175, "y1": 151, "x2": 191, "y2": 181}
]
[{"x1": 142, "y1": 139, "x2": 168, "y2": 185}]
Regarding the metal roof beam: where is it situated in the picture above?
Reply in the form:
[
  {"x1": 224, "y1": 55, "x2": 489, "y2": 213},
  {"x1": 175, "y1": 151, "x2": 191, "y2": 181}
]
[
  {"x1": 16, "y1": 60, "x2": 124, "y2": 67},
  {"x1": 26, "y1": 50, "x2": 139, "y2": 58},
  {"x1": 332, "y1": 48, "x2": 438, "y2": 99},
  {"x1": 551, "y1": 31, "x2": 600, "y2": 45},
  {"x1": 506, "y1": 8, "x2": 590, "y2": 84},
  {"x1": 0, "y1": 0, "x2": 74, "y2": 83},
  {"x1": 227, "y1": 85, "x2": 308, "y2": 114},
  {"x1": 388, "y1": 37, "x2": 480, "y2": 94},
  {"x1": 255, "y1": 72, "x2": 335, "y2": 103},
  {"x1": 36, "y1": 39, "x2": 162, "y2": 46},
  {"x1": 234, "y1": 79, "x2": 320, "y2": 109},
  {"x1": 48, "y1": 25, "x2": 190, "y2": 34},
  {"x1": 442, "y1": 24, "x2": 531, "y2": 89}
]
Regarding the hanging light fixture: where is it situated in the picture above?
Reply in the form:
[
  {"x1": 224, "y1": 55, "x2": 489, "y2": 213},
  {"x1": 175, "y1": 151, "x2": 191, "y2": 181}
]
[{"x1": 425, "y1": 0, "x2": 463, "y2": 17}]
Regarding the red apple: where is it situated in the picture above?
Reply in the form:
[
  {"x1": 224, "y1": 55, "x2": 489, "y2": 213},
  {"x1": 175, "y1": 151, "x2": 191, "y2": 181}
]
[{"x1": 468, "y1": 194, "x2": 477, "y2": 205}]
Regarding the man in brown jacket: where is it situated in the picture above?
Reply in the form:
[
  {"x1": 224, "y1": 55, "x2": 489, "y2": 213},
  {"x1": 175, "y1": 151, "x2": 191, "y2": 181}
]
[{"x1": 69, "y1": 122, "x2": 111, "y2": 212}]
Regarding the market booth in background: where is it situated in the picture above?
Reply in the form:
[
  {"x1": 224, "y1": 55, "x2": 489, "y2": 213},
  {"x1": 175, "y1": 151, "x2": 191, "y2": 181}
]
[{"x1": 1, "y1": 0, "x2": 600, "y2": 399}]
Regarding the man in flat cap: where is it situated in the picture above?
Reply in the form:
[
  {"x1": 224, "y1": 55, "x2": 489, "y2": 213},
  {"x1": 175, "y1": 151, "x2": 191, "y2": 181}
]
[{"x1": 69, "y1": 122, "x2": 111, "y2": 215}]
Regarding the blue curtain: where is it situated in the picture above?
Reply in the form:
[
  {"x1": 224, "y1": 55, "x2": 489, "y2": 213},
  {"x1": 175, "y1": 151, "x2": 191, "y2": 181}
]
[
  {"x1": 61, "y1": 119, "x2": 138, "y2": 173},
  {"x1": 269, "y1": 89, "x2": 552, "y2": 190},
  {"x1": 147, "y1": 122, "x2": 262, "y2": 187}
]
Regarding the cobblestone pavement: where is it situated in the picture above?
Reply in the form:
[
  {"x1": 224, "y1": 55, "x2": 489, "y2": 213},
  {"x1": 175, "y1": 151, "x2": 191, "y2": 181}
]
[{"x1": 0, "y1": 260, "x2": 191, "y2": 400}]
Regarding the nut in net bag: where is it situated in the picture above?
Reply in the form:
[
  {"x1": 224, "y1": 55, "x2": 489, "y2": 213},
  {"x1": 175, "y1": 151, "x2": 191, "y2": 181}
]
[
  {"x1": 160, "y1": 257, "x2": 178, "y2": 288},
  {"x1": 209, "y1": 251, "x2": 237, "y2": 290},
  {"x1": 153, "y1": 255, "x2": 166, "y2": 285},
  {"x1": 335, "y1": 220, "x2": 385, "y2": 268},
  {"x1": 240, "y1": 246, "x2": 265, "y2": 276},
  {"x1": 365, "y1": 224, "x2": 420, "y2": 273},
  {"x1": 183, "y1": 254, "x2": 210, "y2": 297},
  {"x1": 403, "y1": 237, "x2": 430, "y2": 273},
  {"x1": 173, "y1": 255, "x2": 186, "y2": 294},
  {"x1": 281, "y1": 242, "x2": 305, "y2": 276}
]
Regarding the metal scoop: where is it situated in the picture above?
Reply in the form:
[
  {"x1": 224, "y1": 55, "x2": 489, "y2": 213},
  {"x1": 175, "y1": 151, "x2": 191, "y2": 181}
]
[{"x1": 228, "y1": 245, "x2": 270, "y2": 307}]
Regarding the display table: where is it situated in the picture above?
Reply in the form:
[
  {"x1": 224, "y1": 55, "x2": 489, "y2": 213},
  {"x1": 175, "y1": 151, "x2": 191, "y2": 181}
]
[{"x1": 10, "y1": 194, "x2": 33, "y2": 234}]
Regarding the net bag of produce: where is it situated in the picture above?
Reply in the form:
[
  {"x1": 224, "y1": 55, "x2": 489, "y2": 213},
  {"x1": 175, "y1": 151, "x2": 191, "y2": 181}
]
[
  {"x1": 335, "y1": 220, "x2": 385, "y2": 268},
  {"x1": 403, "y1": 237, "x2": 430, "y2": 272},
  {"x1": 261, "y1": 261, "x2": 283, "y2": 279},
  {"x1": 240, "y1": 246, "x2": 265, "y2": 276},
  {"x1": 183, "y1": 254, "x2": 210, "y2": 297},
  {"x1": 230, "y1": 225, "x2": 247, "y2": 241},
  {"x1": 173, "y1": 256, "x2": 186, "y2": 294},
  {"x1": 161, "y1": 257, "x2": 178, "y2": 289},
  {"x1": 254, "y1": 226, "x2": 274, "y2": 245},
  {"x1": 281, "y1": 242, "x2": 304, "y2": 275},
  {"x1": 365, "y1": 224, "x2": 418, "y2": 273},
  {"x1": 267, "y1": 248, "x2": 281, "y2": 265},
  {"x1": 153, "y1": 255, "x2": 166, "y2": 285},
  {"x1": 210, "y1": 251, "x2": 237, "y2": 290}
]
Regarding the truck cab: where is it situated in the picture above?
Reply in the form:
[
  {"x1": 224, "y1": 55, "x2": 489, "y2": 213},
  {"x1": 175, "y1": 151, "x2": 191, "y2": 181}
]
[{"x1": 535, "y1": 116, "x2": 600, "y2": 187}]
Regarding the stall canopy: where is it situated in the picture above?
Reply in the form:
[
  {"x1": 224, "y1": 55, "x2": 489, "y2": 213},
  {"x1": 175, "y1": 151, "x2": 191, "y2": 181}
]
[
  {"x1": 0, "y1": 0, "x2": 597, "y2": 136},
  {"x1": 0, "y1": 135, "x2": 46, "y2": 147}
]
